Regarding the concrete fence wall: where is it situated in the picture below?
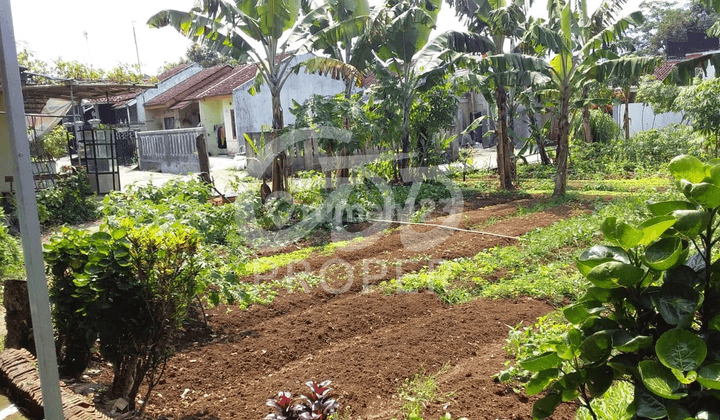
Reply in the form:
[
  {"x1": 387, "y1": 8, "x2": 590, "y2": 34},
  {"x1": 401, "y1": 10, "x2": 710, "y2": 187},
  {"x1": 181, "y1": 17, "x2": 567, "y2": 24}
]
[
  {"x1": 137, "y1": 128, "x2": 203, "y2": 174},
  {"x1": 613, "y1": 104, "x2": 686, "y2": 137}
]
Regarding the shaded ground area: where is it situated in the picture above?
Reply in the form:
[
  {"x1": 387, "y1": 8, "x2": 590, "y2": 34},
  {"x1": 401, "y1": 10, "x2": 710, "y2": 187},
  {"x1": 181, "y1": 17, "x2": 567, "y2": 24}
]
[{"x1": 77, "y1": 195, "x2": 586, "y2": 419}]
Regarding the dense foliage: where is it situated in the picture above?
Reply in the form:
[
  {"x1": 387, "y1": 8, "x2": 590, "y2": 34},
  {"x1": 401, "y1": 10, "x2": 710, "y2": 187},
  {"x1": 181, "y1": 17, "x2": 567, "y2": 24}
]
[
  {"x1": 36, "y1": 169, "x2": 97, "y2": 226},
  {"x1": 0, "y1": 223, "x2": 23, "y2": 279},
  {"x1": 45, "y1": 221, "x2": 201, "y2": 411},
  {"x1": 570, "y1": 124, "x2": 702, "y2": 177},
  {"x1": 519, "y1": 155, "x2": 720, "y2": 419}
]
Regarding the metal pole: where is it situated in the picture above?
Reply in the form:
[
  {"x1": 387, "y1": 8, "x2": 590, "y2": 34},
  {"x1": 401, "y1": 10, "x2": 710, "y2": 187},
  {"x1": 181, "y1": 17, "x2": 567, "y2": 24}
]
[{"x1": 0, "y1": 1, "x2": 64, "y2": 419}]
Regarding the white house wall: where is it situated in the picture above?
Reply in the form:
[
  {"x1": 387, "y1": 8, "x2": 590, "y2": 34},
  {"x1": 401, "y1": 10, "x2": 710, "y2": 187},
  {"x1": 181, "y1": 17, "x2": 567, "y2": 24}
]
[
  {"x1": 613, "y1": 103, "x2": 685, "y2": 136},
  {"x1": 199, "y1": 96, "x2": 240, "y2": 156},
  {"x1": 232, "y1": 54, "x2": 351, "y2": 141},
  {"x1": 137, "y1": 64, "x2": 203, "y2": 127}
]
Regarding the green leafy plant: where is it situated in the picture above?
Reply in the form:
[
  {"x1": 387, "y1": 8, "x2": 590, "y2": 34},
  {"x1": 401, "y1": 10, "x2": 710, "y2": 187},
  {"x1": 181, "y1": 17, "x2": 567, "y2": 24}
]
[
  {"x1": 397, "y1": 364, "x2": 451, "y2": 420},
  {"x1": 45, "y1": 221, "x2": 201, "y2": 412},
  {"x1": 0, "y1": 223, "x2": 22, "y2": 280},
  {"x1": 36, "y1": 168, "x2": 97, "y2": 226},
  {"x1": 520, "y1": 154, "x2": 720, "y2": 419}
]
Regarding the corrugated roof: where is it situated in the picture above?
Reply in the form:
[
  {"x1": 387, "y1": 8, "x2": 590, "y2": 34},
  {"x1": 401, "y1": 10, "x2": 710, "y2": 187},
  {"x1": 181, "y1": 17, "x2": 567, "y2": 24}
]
[
  {"x1": 188, "y1": 64, "x2": 258, "y2": 100},
  {"x1": 144, "y1": 65, "x2": 234, "y2": 109}
]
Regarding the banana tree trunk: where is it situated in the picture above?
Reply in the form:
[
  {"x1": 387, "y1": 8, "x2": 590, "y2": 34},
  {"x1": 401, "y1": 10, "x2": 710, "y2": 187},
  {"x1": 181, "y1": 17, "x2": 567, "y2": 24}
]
[
  {"x1": 623, "y1": 86, "x2": 630, "y2": 139},
  {"x1": 495, "y1": 85, "x2": 514, "y2": 190},
  {"x1": 581, "y1": 85, "x2": 593, "y2": 143},
  {"x1": 554, "y1": 90, "x2": 571, "y2": 197},
  {"x1": 271, "y1": 91, "x2": 286, "y2": 193}
]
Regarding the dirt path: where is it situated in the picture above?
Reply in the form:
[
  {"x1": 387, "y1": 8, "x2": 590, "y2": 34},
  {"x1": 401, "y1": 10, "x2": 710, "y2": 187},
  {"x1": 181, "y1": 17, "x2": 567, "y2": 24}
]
[{"x1": 89, "y1": 196, "x2": 587, "y2": 419}]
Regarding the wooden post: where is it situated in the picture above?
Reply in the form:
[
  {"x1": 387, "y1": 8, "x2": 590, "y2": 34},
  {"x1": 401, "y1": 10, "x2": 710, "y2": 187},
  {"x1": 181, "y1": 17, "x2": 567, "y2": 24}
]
[
  {"x1": 0, "y1": 1, "x2": 64, "y2": 417},
  {"x1": 196, "y1": 133, "x2": 211, "y2": 183}
]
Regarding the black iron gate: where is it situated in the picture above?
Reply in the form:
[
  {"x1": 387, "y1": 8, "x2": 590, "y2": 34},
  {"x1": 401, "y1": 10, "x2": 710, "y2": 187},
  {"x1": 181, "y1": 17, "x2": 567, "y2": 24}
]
[{"x1": 114, "y1": 130, "x2": 137, "y2": 166}]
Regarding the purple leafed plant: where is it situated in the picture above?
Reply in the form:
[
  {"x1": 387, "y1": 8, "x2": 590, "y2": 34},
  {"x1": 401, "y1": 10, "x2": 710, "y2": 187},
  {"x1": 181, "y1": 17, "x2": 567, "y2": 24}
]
[{"x1": 265, "y1": 380, "x2": 339, "y2": 420}]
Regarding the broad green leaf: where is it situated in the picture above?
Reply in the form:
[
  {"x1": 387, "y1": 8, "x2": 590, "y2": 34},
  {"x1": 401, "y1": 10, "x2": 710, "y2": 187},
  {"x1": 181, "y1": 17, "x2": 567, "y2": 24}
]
[
  {"x1": 673, "y1": 210, "x2": 712, "y2": 237},
  {"x1": 638, "y1": 215, "x2": 676, "y2": 246},
  {"x1": 709, "y1": 315, "x2": 720, "y2": 332},
  {"x1": 672, "y1": 368, "x2": 697, "y2": 385},
  {"x1": 519, "y1": 352, "x2": 563, "y2": 372},
  {"x1": 647, "y1": 200, "x2": 697, "y2": 216},
  {"x1": 656, "y1": 329, "x2": 707, "y2": 371},
  {"x1": 666, "y1": 404, "x2": 694, "y2": 420},
  {"x1": 581, "y1": 317, "x2": 619, "y2": 335},
  {"x1": 601, "y1": 217, "x2": 643, "y2": 249},
  {"x1": 111, "y1": 228, "x2": 127, "y2": 240},
  {"x1": 638, "y1": 360, "x2": 687, "y2": 400},
  {"x1": 706, "y1": 161, "x2": 720, "y2": 186},
  {"x1": 91, "y1": 231, "x2": 112, "y2": 242},
  {"x1": 680, "y1": 180, "x2": 720, "y2": 209},
  {"x1": 576, "y1": 245, "x2": 629, "y2": 276},
  {"x1": 635, "y1": 384, "x2": 668, "y2": 419},
  {"x1": 531, "y1": 392, "x2": 562, "y2": 419},
  {"x1": 586, "y1": 365, "x2": 614, "y2": 398},
  {"x1": 644, "y1": 237, "x2": 686, "y2": 271},
  {"x1": 651, "y1": 283, "x2": 702, "y2": 326},
  {"x1": 580, "y1": 330, "x2": 612, "y2": 365},
  {"x1": 587, "y1": 261, "x2": 644, "y2": 288},
  {"x1": 563, "y1": 301, "x2": 604, "y2": 324},
  {"x1": 612, "y1": 330, "x2": 652, "y2": 352},
  {"x1": 526, "y1": 368, "x2": 561, "y2": 396},
  {"x1": 669, "y1": 155, "x2": 706, "y2": 183},
  {"x1": 697, "y1": 363, "x2": 720, "y2": 389},
  {"x1": 665, "y1": 265, "x2": 702, "y2": 288}
]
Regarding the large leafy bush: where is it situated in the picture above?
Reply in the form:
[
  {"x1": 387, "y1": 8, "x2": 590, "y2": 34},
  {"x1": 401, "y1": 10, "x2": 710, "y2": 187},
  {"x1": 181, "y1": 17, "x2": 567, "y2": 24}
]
[
  {"x1": 45, "y1": 221, "x2": 201, "y2": 411},
  {"x1": 523, "y1": 155, "x2": 720, "y2": 419}
]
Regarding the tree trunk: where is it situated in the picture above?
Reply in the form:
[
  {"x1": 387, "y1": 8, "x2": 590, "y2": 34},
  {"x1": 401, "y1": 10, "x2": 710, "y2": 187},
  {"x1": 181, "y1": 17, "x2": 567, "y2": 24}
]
[
  {"x1": 495, "y1": 85, "x2": 514, "y2": 190},
  {"x1": 271, "y1": 92, "x2": 286, "y2": 192},
  {"x1": 581, "y1": 85, "x2": 593, "y2": 143},
  {"x1": 554, "y1": 91, "x2": 571, "y2": 197},
  {"x1": 196, "y1": 134, "x2": 212, "y2": 184},
  {"x1": 623, "y1": 87, "x2": 630, "y2": 139}
]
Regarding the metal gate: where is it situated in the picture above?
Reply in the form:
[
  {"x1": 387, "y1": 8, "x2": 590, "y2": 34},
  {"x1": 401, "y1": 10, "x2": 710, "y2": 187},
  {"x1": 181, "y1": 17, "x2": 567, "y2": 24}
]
[{"x1": 114, "y1": 130, "x2": 137, "y2": 166}]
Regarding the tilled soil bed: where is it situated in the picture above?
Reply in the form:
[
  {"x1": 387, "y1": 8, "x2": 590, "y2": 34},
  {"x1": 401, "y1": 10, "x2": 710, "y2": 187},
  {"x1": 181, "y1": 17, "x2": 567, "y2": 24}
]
[{"x1": 86, "y1": 196, "x2": 587, "y2": 419}]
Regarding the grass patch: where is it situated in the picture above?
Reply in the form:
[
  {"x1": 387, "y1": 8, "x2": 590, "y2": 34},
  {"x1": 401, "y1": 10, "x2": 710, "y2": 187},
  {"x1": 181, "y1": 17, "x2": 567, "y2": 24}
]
[
  {"x1": 378, "y1": 193, "x2": 655, "y2": 304},
  {"x1": 237, "y1": 240, "x2": 350, "y2": 277},
  {"x1": 396, "y1": 364, "x2": 452, "y2": 420}
]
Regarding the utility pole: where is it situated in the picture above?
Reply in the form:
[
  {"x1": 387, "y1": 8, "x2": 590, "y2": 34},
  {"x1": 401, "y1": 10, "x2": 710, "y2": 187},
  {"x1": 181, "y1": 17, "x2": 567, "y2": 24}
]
[{"x1": 132, "y1": 21, "x2": 143, "y2": 75}]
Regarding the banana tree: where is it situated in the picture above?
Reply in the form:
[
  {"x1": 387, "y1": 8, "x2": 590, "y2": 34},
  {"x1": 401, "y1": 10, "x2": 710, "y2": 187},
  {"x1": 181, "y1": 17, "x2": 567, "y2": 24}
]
[
  {"x1": 526, "y1": 1, "x2": 658, "y2": 196},
  {"x1": 371, "y1": 0, "x2": 495, "y2": 181},
  {"x1": 448, "y1": 0, "x2": 548, "y2": 190},
  {"x1": 148, "y1": 0, "x2": 326, "y2": 193}
]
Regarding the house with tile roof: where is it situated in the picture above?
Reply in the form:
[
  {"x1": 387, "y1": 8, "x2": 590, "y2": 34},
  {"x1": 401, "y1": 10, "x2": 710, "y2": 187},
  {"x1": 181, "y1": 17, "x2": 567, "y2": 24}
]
[
  {"x1": 143, "y1": 64, "x2": 257, "y2": 155},
  {"x1": 87, "y1": 63, "x2": 203, "y2": 130},
  {"x1": 232, "y1": 53, "x2": 360, "y2": 146}
]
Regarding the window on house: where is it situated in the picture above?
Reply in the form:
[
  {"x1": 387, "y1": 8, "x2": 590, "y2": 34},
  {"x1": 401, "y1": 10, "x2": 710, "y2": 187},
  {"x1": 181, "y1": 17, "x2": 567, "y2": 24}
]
[
  {"x1": 164, "y1": 117, "x2": 175, "y2": 130},
  {"x1": 230, "y1": 110, "x2": 237, "y2": 139}
]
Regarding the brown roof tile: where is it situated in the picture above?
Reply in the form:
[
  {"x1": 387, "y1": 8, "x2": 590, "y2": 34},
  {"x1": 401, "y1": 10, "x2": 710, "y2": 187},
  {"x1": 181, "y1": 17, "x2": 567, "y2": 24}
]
[
  {"x1": 144, "y1": 65, "x2": 234, "y2": 109},
  {"x1": 157, "y1": 63, "x2": 194, "y2": 82},
  {"x1": 187, "y1": 64, "x2": 258, "y2": 100},
  {"x1": 654, "y1": 60, "x2": 679, "y2": 81}
]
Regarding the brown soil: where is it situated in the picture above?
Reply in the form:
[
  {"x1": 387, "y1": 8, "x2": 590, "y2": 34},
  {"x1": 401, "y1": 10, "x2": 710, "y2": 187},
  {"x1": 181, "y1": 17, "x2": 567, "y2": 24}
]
[{"x1": 81, "y1": 196, "x2": 588, "y2": 419}]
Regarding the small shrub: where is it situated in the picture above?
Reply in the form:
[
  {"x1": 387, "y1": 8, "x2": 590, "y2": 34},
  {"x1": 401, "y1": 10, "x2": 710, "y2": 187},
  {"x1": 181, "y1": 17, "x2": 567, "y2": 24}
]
[
  {"x1": 36, "y1": 168, "x2": 97, "y2": 226},
  {"x1": 589, "y1": 109, "x2": 622, "y2": 144}
]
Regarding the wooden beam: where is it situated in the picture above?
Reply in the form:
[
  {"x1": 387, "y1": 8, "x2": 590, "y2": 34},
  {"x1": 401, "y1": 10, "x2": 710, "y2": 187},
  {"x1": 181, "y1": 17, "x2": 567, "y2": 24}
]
[{"x1": 0, "y1": 1, "x2": 64, "y2": 418}]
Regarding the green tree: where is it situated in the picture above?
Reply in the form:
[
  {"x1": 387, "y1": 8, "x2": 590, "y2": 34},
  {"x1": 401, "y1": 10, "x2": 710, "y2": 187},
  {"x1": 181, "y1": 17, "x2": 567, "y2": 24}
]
[
  {"x1": 631, "y1": 0, "x2": 717, "y2": 56},
  {"x1": 448, "y1": 0, "x2": 548, "y2": 190},
  {"x1": 526, "y1": 0, "x2": 657, "y2": 196},
  {"x1": 149, "y1": 0, "x2": 325, "y2": 193},
  {"x1": 186, "y1": 43, "x2": 238, "y2": 68},
  {"x1": 675, "y1": 77, "x2": 720, "y2": 156}
]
